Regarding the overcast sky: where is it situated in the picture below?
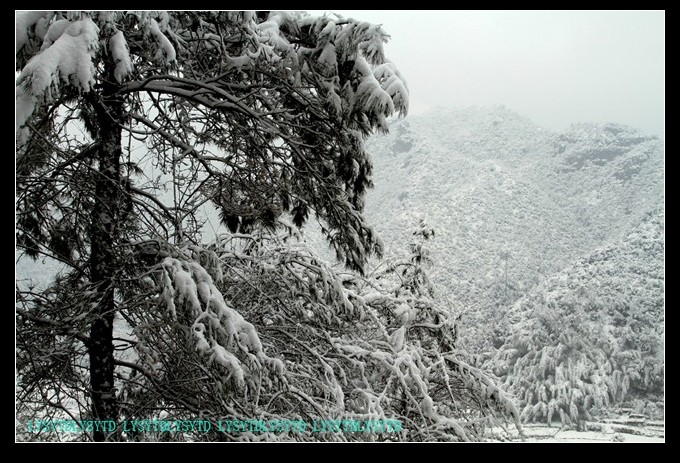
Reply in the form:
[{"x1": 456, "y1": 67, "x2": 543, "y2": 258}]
[{"x1": 309, "y1": 10, "x2": 665, "y2": 138}]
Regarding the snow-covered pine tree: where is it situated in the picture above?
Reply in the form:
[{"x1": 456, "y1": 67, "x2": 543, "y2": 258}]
[
  {"x1": 16, "y1": 11, "x2": 521, "y2": 442},
  {"x1": 15, "y1": 11, "x2": 408, "y2": 441}
]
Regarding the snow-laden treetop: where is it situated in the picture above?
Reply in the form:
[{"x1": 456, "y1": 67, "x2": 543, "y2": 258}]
[{"x1": 16, "y1": 11, "x2": 409, "y2": 143}]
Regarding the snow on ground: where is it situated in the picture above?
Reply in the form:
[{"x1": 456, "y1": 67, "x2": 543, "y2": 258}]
[{"x1": 490, "y1": 420, "x2": 664, "y2": 443}]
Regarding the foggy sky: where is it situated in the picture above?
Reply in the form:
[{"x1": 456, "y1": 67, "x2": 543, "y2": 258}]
[{"x1": 309, "y1": 10, "x2": 665, "y2": 139}]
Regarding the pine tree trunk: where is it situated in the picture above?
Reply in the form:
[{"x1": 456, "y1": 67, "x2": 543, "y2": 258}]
[{"x1": 88, "y1": 64, "x2": 124, "y2": 441}]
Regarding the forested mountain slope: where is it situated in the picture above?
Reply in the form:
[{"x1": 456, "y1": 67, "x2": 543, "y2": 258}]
[
  {"x1": 363, "y1": 106, "x2": 664, "y2": 355},
  {"x1": 489, "y1": 207, "x2": 664, "y2": 425}
]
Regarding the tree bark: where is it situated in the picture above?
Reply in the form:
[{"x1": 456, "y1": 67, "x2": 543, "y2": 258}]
[{"x1": 88, "y1": 64, "x2": 124, "y2": 441}]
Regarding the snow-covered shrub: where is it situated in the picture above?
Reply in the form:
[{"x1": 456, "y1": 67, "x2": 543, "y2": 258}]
[{"x1": 116, "y1": 223, "x2": 522, "y2": 441}]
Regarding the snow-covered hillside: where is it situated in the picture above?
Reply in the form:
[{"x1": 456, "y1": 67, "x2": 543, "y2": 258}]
[
  {"x1": 359, "y1": 106, "x2": 664, "y2": 422},
  {"x1": 491, "y1": 207, "x2": 664, "y2": 425},
  {"x1": 363, "y1": 106, "x2": 663, "y2": 353}
]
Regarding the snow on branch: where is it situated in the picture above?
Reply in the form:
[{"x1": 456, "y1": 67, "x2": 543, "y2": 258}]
[
  {"x1": 256, "y1": 11, "x2": 295, "y2": 53},
  {"x1": 109, "y1": 30, "x2": 132, "y2": 83},
  {"x1": 373, "y1": 62, "x2": 409, "y2": 116},
  {"x1": 16, "y1": 17, "x2": 99, "y2": 141},
  {"x1": 156, "y1": 248, "x2": 284, "y2": 392},
  {"x1": 147, "y1": 18, "x2": 176, "y2": 64},
  {"x1": 15, "y1": 11, "x2": 50, "y2": 55}
]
